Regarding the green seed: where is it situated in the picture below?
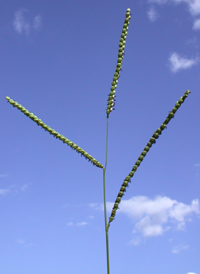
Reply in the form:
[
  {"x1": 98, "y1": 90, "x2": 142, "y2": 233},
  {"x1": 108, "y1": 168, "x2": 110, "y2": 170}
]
[
  {"x1": 150, "y1": 137, "x2": 156, "y2": 144},
  {"x1": 142, "y1": 151, "x2": 147, "y2": 156},
  {"x1": 164, "y1": 117, "x2": 170, "y2": 124},
  {"x1": 147, "y1": 142, "x2": 152, "y2": 148},
  {"x1": 116, "y1": 197, "x2": 121, "y2": 203},
  {"x1": 168, "y1": 112, "x2": 174, "y2": 118},
  {"x1": 132, "y1": 165, "x2": 137, "y2": 171},
  {"x1": 111, "y1": 209, "x2": 117, "y2": 216},
  {"x1": 123, "y1": 181, "x2": 129, "y2": 187},
  {"x1": 118, "y1": 191, "x2": 124, "y2": 197},
  {"x1": 136, "y1": 160, "x2": 141, "y2": 166},
  {"x1": 153, "y1": 132, "x2": 159, "y2": 139},
  {"x1": 129, "y1": 171, "x2": 135, "y2": 176},
  {"x1": 114, "y1": 203, "x2": 119, "y2": 209},
  {"x1": 156, "y1": 128, "x2": 162, "y2": 134},
  {"x1": 120, "y1": 186, "x2": 126, "y2": 192},
  {"x1": 175, "y1": 102, "x2": 180, "y2": 108},
  {"x1": 139, "y1": 155, "x2": 144, "y2": 161},
  {"x1": 160, "y1": 124, "x2": 166, "y2": 130},
  {"x1": 171, "y1": 107, "x2": 177, "y2": 113}
]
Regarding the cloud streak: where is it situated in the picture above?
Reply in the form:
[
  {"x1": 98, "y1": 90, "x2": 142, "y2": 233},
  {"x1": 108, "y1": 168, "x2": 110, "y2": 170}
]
[
  {"x1": 149, "y1": 0, "x2": 200, "y2": 16},
  {"x1": 0, "y1": 188, "x2": 10, "y2": 195},
  {"x1": 33, "y1": 15, "x2": 42, "y2": 29},
  {"x1": 193, "y1": 18, "x2": 200, "y2": 30},
  {"x1": 13, "y1": 9, "x2": 42, "y2": 35},
  {"x1": 168, "y1": 52, "x2": 199, "y2": 72},
  {"x1": 147, "y1": 7, "x2": 159, "y2": 22},
  {"x1": 13, "y1": 9, "x2": 30, "y2": 35},
  {"x1": 148, "y1": 0, "x2": 200, "y2": 31}
]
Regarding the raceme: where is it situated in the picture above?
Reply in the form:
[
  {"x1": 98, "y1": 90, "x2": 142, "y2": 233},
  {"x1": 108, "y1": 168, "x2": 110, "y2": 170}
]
[{"x1": 6, "y1": 8, "x2": 191, "y2": 274}]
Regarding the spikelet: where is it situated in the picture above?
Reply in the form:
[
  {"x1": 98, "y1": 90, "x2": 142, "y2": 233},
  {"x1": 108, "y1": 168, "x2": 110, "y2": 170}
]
[
  {"x1": 6, "y1": 96, "x2": 104, "y2": 169},
  {"x1": 108, "y1": 90, "x2": 191, "y2": 226},
  {"x1": 106, "y1": 8, "x2": 131, "y2": 117}
]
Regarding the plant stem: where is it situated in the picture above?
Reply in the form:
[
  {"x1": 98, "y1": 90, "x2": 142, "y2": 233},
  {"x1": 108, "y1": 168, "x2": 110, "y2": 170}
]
[{"x1": 103, "y1": 117, "x2": 110, "y2": 274}]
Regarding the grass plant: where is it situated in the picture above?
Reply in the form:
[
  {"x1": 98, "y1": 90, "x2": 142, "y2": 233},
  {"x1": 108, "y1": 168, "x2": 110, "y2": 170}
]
[{"x1": 6, "y1": 8, "x2": 191, "y2": 274}]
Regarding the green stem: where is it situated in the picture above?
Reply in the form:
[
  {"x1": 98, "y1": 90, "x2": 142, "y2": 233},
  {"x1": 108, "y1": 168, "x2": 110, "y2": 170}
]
[{"x1": 103, "y1": 117, "x2": 110, "y2": 274}]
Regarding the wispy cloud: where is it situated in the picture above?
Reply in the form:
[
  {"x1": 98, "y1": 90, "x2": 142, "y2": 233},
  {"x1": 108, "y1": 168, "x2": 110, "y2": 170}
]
[
  {"x1": 67, "y1": 221, "x2": 73, "y2": 226},
  {"x1": 193, "y1": 18, "x2": 200, "y2": 30},
  {"x1": 148, "y1": 0, "x2": 200, "y2": 30},
  {"x1": 0, "y1": 187, "x2": 10, "y2": 195},
  {"x1": 13, "y1": 9, "x2": 42, "y2": 35},
  {"x1": 168, "y1": 52, "x2": 199, "y2": 72},
  {"x1": 33, "y1": 15, "x2": 42, "y2": 29},
  {"x1": 93, "y1": 195, "x2": 200, "y2": 243},
  {"x1": 0, "y1": 174, "x2": 9, "y2": 178},
  {"x1": 67, "y1": 221, "x2": 88, "y2": 226},
  {"x1": 17, "y1": 238, "x2": 35, "y2": 247},
  {"x1": 149, "y1": 0, "x2": 200, "y2": 16},
  {"x1": 147, "y1": 7, "x2": 159, "y2": 22},
  {"x1": 171, "y1": 243, "x2": 189, "y2": 253},
  {"x1": 21, "y1": 184, "x2": 28, "y2": 191},
  {"x1": 13, "y1": 9, "x2": 30, "y2": 35},
  {"x1": 77, "y1": 222, "x2": 88, "y2": 226}
]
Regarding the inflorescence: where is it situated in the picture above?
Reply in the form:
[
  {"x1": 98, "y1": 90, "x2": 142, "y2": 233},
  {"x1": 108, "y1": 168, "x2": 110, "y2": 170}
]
[
  {"x1": 6, "y1": 96, "x2": 104, "y2": 169},
  {"x1": 106, "y1": 8, "x2": 131, "y2": 117},
  {"x1": 108, "y1": 90, "x2": 191, "y2": 227}
]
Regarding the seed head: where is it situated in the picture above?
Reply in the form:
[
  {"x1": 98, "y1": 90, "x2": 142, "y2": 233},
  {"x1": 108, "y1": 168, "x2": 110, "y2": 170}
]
[
  {"x1": 6, "y1": 97, "x2": 104, "y2": 169},
  {"x1": 108, "y1": 90, "x2": 191, "y2": 227},
  {"x1": 106, "y1": 8, "x2": 131, "y2": 117}
]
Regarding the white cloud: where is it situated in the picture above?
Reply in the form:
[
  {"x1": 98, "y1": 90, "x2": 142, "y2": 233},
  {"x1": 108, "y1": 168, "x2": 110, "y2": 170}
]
[
  {"x1": 67, "y1": 221, "x2": 88, "y2": 226},
  {"x1": 171, "y1": 243, "x2": 189, "y2": 253},
  {"x1": 0, "y1": 188, "x2": 10, "y2": 195},
  {"x1": 168, "y1": 52, "x2": 199, "y2": 72},
  {"x1": 17, "y1": 238, "x2": 35, "y2": 247},
  {"x1": 89, "y1": 203, "x2": 99, "y2": 208},
  {"x1": 187, "y1": 272, "x2": 197, "y2": 274},
  {"x1": 193, "y1": 18, "x2": 200, "y2": 29},
  {"x1": 186, "y1": 0, "x2": 200, "y2": 16},
  {"x1": 13, "y1": 9, "x2": 30, "y2": 35},
  {"x1": 21, "y1": 184, "x2": 28, "y2": 191},
  {"x1": 149, "y1": 0, "x2": 200, "y2": 16},
  {"x1": 147, "y1": 7, "x2": 159, "y2": 21},
  {"x1": 148, "y1": 0, "x2": 200, "y2": 31},
  {"x1": 76, "y1": 222, "x2": 88, "y2": 226},
  {"x1": 33, "y1": 15, "x2": 42, "y2": 29},
  {"x1": 94, "y1": 195, "x2": 200, "y2": 241},
  {"x1": 13, "y1": 9, "x2": 42, "y2": 35}
]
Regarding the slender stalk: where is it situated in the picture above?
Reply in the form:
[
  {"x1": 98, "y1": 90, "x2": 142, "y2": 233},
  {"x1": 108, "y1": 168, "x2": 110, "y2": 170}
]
[{"x1": 103, "y1": 117, "x2": 110, "y2": 274}]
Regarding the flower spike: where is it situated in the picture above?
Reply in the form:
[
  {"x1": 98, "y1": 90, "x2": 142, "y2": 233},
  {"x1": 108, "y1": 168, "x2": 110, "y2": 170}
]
[
  {"x1": 106, "y1": 8, "x2": 131, "y2": 117},
  {"x1": 108, "y1": 90, "x2": 191, "y2": 227},
  {"x1": 6, "y1": 96, "x2": 104, "y2": 169}
]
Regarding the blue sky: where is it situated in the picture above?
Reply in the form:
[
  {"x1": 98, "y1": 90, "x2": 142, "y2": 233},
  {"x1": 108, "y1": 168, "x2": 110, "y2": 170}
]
[{"x1": 1, "y1": 0, "x2": 200, "y2": 273}]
